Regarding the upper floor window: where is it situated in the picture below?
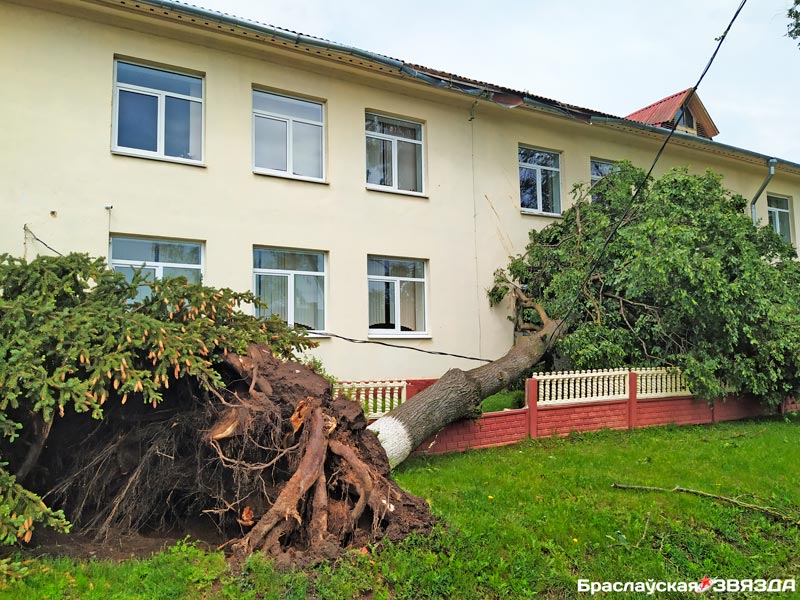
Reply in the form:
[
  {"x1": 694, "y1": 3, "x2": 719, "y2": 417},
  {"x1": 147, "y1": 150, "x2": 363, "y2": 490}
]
[
  {"x1": 368, "y1": 256, "x2": 426, "y2": 336},
  {"x1": 767, "y1": 195, "x2": 793, "y2": 244},
  {"x1": 253, "y1": 90, "x2": 324, "y2": 181},
  {"x1": 113, "y1": 61, "x2": 203, "y2": 163},
  {"x1": 590, "y1": 159, "x2": 616, "y2": 202},
  {"x1": 365, "y1": 113, "x2": 424, "y2": 194},
  {"x1": 110, "y1": 236, "x2": 203, "y2": 300},
  {"x1": 253, "y1": 248, "x2": 325, "y2": 331},
  {"x1": 519, "y1": 146, "x2": 561, "y2": 215}
]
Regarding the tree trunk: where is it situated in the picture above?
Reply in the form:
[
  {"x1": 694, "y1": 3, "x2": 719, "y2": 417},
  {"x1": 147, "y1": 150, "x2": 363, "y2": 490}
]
[{"x1": 368, "y1": 317, "x2": 563, "y2": 467}]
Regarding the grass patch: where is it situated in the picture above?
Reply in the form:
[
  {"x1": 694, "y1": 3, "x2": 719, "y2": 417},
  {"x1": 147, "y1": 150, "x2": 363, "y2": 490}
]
[
  {"x1": 3, "y1": 416, "x2": 799, "y2": 599},
  {"x1": 481, "y1": 389, "x2": 525, "y2": 413}
]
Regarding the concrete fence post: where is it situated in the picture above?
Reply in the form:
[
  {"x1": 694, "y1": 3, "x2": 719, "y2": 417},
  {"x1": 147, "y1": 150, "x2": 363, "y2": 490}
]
[
  {"x1": 628, "y1": 371, "x2": 637, "y2": 430},
  {"x1": 526, "y1": 378, "x2": 538, "y2": 439}
]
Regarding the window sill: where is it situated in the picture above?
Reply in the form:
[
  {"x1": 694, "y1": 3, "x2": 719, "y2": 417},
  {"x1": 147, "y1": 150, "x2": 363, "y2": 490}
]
[
  {"x1": 366, "y1": 185, "x2": 428, "y2": 199},
  {"x1": 112, "y1": 149, "x2": 206, "y2": 167},
  {"x1": 368, "y1": 332, "x2": 431, "y2": 340},
  {"x1": 253, "y1": 169, "x2": 328, "y2": 185},
  {"x1": 520, "y1": 209, "x2": 562, "y2": 218},
  {"x1": 307, "y1": 332, "x2": 331, "y2": 338}
]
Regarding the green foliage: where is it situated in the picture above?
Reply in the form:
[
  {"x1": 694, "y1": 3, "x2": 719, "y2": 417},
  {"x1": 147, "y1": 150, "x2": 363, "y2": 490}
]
[
  {"x1": 490, "y1": 164, "x2": 800, "y2": 406},
  {"x1": 788, "y1": 0, "x2": 800, "y2": 45},
  {"x1": 300, "y1": 355, "x2": 338, "y2": 385},
  {"x1": 0, "y1": 253, "x2": 314, "y2": 554},
  {"x1": 6, "y1": 419, "x2": 799, "y2": 598}
]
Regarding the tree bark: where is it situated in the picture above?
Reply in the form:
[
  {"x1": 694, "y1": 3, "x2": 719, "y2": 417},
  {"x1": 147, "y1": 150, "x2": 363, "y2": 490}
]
[
  {"x1": 368, "y1": 316, "x2": 563, "y2": 467},
  {"x1": 16, "y1": 413, "x2": 53, "y2": 482}
]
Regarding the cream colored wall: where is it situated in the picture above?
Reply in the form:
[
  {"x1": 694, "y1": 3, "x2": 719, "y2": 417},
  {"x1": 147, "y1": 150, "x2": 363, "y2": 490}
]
[{"x1": 2, "y1": 0, "x2": 799, "y2": 381}]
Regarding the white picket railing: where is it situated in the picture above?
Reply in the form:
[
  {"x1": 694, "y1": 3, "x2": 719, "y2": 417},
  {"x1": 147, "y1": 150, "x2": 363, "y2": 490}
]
[
  {"x1": 534, "y1": 367, "x2": 692, "y2": 405},
  {"x1": 333, "y1": 380, "x2": 407, "y2": 419},
  {"x1": 635, "y1": 367, "x2": 690, "y2": 399},
  {"x1": 536, "y1": 369, "x2": 628, "y2": 405}
]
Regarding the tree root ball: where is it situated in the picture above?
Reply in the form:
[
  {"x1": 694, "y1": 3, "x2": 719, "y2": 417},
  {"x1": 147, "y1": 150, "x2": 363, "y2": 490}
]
[{"x1": 35, "y1": 344, "x2": 434, "y2": 567}]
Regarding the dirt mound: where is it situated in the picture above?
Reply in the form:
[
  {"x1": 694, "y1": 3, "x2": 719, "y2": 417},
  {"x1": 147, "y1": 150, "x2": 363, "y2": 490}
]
[{"x1": 27, "y1": 344, "x2": 434, "y2": 566}]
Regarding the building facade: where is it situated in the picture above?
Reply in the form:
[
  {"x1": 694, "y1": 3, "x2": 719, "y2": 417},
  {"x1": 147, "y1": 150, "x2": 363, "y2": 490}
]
[{"x1": 2, "y1": 0, "x2": 799, "y2": 381}]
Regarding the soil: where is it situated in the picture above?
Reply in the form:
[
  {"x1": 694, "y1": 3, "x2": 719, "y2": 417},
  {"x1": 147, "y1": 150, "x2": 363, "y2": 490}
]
[{"x1": 11, "y1": 344, "x2": 435, "y2": 567}]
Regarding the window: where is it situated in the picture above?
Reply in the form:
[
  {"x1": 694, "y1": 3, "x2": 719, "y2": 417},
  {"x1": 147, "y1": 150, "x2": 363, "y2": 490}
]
[
  {"x1": 368, "y1": 257, "x2": 426, "y2": 335},
  {"x1": 590, "y1": 159, "x2": 616, "y2": 202},
  {"x1": 253, "y1": 90, "x2": 324, "y2": 180},
  {"x1": 253, "y1": 248, "x2": 325, "y2": 331},
  {"x1": 113, "y1": 61, "x2": 203, "y2": 162},
  {"x1": 110, "y1": 236, "x2": 203, "y2": 300},
  {"x1": 767, "y1": 195, "x2": 793, "y2": 244},
  {"x1": 365, "y1": 113, "x2": 423, "y2": 194},
  {"x1": 675, "y1": 107, "x2": 694, "y2": 129},
  {"x1": 519, "y1": 146, "x2": 561, "y2": 214}
]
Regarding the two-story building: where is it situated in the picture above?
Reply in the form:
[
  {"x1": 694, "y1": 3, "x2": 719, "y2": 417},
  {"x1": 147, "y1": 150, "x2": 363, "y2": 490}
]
[{"x1": 2, "y1": 0, "x2": 799, "y2": 381}]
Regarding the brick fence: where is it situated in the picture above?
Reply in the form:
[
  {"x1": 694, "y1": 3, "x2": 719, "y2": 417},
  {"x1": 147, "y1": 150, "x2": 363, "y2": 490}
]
[{"x1": 412, "y1": 370, "x2": 795, "y2": 456}]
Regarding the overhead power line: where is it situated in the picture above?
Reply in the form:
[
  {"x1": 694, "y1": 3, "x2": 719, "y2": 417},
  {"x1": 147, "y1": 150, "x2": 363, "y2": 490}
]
[
  {"x1": 542, "y1": 0, "x2": 748, "y2": 356},
  {"x1": 320, "y1": 331, "x2": 492, "y2": 363}
]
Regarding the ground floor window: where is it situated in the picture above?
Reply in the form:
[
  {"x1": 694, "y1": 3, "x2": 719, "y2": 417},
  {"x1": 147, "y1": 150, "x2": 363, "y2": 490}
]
[
  {"x1": 253, "y1": 247, "x2": 325, "y2": 331},
  {"x1": 110, "y1": 236, "x2": 203, "y2": 300},
  {"x1": 367, "y1": 256, "x2": 426, "y2": 335}
]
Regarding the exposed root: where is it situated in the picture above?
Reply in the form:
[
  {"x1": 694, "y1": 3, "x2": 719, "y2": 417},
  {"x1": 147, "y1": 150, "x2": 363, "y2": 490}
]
[{"x1": 329, "y1": 439, "x2": 373, "y2": 534}]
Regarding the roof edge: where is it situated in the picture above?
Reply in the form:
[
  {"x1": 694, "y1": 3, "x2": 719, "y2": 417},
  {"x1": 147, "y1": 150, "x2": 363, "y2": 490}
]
[
  {"x1": 592, "y1": 117, "x2": 800, "y2": 173},
  {"x1": 130, "y1": 0, "x2": 603, "y2": 122}
]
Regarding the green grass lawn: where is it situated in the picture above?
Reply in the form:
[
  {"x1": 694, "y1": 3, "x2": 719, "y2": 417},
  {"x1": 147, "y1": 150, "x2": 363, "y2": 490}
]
[
  {"x1": 4, "y1": 416, "x2": 799, "y2": 599},
  {"x1": 481, "y1": 389, "x2": 525, "y2": 413}
]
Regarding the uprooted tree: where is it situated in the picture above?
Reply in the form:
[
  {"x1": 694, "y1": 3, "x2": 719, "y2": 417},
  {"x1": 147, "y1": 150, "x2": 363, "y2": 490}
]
[
  {"x1": 369, "y1": 163, "x2": 800, "y2": 466},
  {"x1": 1, "y1": 164, "x2": 799, "y2": 565}
]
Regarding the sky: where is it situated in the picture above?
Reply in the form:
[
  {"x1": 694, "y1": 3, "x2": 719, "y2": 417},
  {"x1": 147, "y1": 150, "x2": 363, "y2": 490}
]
[{"x1": 195, "y1": 0, "x2": 800, "y2": 163}]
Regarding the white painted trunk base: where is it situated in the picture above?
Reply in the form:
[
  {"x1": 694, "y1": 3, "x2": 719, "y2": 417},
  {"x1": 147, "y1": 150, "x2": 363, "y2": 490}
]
[{"x1": 367, "y1": 416, "x2": 413, "y2": 468}]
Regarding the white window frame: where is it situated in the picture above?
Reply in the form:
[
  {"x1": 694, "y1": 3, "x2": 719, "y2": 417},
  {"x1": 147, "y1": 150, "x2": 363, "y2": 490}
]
[
  {"x1": 111, "y1": 59, "x2": 205, "y2": 165},
  {"x1": 590, "y1": 158, "x2": 618, "y2": 201},
  {"x1": 519, "y1": 146, "x2": 562, "y2": 216},
  {"x1": 252, "y1": 248, "x2": 327, "y2": 333},
  {"x1": 252, "y1": 90, "x2": 325, "y2": 182},
  {"x1": 767, "y1": 194, "x2": 793, "y2": 244},
  {"x1": 109, "y1": 236, "x2": 205, "y2": 282},
  {"x1": 365, "y1": 113, "x2": 425, "y2": 196},
  {"x1": 590, "y1": 158, "x2": 616, "y2": 187},
  {"x1": 367, "y1": 256, "x2": 429, "y2": 338}
]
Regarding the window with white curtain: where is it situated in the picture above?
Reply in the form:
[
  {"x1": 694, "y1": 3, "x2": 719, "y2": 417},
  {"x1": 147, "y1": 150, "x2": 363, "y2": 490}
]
[
  {"x1": 253, "y1": 90, "x2": 324, "y2": 180},
  {"x1": 253, "y1": 248, "x2": 325, "y2": 331},
  {"x1": 113, "y1": 60, "x2": 203, "y2": 163},
  {"x1": 367, "y1": 256, "x2": 426, "y2": 335},
  {"x1": 365, "y1": 113, "x2": 424, "y2": 194}
]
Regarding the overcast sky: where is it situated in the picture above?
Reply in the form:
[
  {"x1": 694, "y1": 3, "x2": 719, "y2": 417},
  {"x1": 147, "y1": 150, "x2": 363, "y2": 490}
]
[{"x1": 196, "y1": 0, "x2": 800, "y2": 163}]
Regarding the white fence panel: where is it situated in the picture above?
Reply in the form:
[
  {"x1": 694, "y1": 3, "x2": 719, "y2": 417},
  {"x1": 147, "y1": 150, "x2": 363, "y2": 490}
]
[
  {"x1": 634, "y1": 368, "x2": 690, "y2": 399},
  {"x1": 536, "y1": 369, "x2": 628, "y2": 405},
  {"x1": 332, "y1": 380, "x2": 407, "y2": 419}
]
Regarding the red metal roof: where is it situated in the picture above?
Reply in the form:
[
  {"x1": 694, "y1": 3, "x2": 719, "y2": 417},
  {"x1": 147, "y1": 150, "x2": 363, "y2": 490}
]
[{"x1": 625, "y1": 89, "x2": 692, "y2": 126}]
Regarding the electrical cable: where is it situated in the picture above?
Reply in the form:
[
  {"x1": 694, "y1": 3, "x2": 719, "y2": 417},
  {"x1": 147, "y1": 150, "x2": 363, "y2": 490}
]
[
  {"x1": 541, "y1": 0, "x2": 748, "y2": 357},
  {"x1": 319, "y1": 331, "x2": 492, "y2": 363},
  {"x1": 23, "y1": 225, "x2": 64, "y2": 257}
]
